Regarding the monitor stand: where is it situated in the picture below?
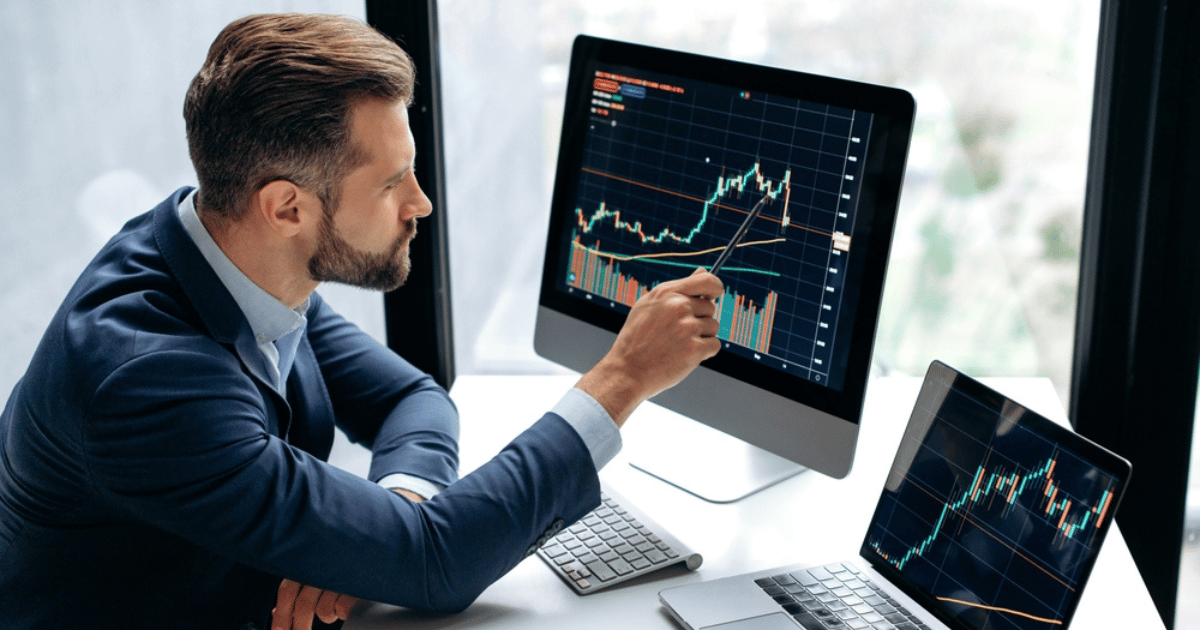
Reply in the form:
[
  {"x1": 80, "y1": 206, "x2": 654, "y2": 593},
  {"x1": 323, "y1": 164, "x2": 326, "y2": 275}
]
[{"x1": 623, "y1": 402, "x2": 806, "y2": 504}]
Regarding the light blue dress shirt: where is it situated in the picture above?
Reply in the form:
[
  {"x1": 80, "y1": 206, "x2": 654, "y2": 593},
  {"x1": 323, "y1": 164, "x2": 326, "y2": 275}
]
[{"x1": 177, "y1": 191, "x2": 620, "y2": 499}]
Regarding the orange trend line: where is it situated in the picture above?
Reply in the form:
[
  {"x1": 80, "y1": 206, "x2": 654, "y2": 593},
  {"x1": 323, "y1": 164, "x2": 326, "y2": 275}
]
[
  {"x1": 580, "y1": 166, "x2": 835, "y2": 239},
  {"x1": 936, "y1": 597, "x2": 1063, "y2": 626},
  {"x1": 587, "y1": 237, "x2": 787, "y2": 262}
]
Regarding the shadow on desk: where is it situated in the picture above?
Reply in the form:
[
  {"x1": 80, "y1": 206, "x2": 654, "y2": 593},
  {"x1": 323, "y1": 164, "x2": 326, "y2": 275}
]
[
  {"x1": 348, "y1": 563, "x2": 696, "y2": 629},
  {"x1": 349, "y1": 602, "x2": 523, "y2": 630}
]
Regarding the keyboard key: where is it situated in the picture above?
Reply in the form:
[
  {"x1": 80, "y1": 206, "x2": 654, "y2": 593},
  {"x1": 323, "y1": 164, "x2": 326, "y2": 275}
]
[
  {"x1": 585, "y1": 559, "x2": 616, "y2": 582},
  {"x1": 609, "y1": 558, "x2": 634, "y2": 576},
  {"x1": 794, "y1": 572, "x2": 820, "y2": 587},
  {"x1": 791, "y1": 612, "x2": 829, "y2": 630},
  {"x1": 809, "y1": 567, "x2": 834, "y2": 582},
  {"x1": 861, "y1": 611, "x2": 885, "y2": 624}
]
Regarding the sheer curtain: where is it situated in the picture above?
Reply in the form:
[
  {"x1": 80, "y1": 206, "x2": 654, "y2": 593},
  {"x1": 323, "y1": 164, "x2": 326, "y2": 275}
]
[{"x1": 0, "y1": 0, "x2": 377, "y2": 404}]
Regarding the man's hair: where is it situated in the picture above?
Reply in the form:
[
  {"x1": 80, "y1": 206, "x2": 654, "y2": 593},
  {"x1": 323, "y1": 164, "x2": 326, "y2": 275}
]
[{"x1": 184, "y1": 13, "x2": 415, "y2": 221}]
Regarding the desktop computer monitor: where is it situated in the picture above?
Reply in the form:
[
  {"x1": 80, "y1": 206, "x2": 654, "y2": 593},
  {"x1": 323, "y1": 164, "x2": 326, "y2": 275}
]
[{"x1": 535, "y1": 36, "x2": 915, "y2": 501}]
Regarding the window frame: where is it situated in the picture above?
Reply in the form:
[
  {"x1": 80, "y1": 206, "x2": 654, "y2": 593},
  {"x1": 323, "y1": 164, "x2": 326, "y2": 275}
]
[{"x1": 1070, "y1": 0, "x2": 1200, "y2": 626}]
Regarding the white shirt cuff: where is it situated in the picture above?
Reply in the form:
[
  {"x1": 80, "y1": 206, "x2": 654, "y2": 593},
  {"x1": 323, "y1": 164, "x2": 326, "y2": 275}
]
[
  {"x1": 551, "y1": 387, "x2": 623, "y2": 471},
  {"x1": 376, "y1": 473, "x2": 443, "y2": 500}
]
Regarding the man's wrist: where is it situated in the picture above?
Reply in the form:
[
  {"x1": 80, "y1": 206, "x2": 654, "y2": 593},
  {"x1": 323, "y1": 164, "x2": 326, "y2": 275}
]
[
  {"x1": 575, "y1": 360, "x2": 646, "y2": 427},
  {"x1": 390, "y1": 488, "x2": 425, "y2": 503},
  {"x1": 375, "y1": 473, "x2": 441, "y2": 500},
  {"x1": 552, "y1": 388, "x2": 622, "y2": 471}
]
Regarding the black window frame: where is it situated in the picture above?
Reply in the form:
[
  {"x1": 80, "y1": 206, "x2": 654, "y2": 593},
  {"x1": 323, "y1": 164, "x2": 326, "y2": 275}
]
[
  {"x1": 1071, "y1": 0, "x2": 1200, "y2": 626},
  {"x1": 368, "y1": 0, "x2": 456, "y2": 390}
]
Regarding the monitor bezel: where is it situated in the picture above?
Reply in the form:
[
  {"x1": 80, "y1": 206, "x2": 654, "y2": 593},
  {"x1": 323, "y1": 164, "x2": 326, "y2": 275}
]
[{"x1": 538, "y1": 35, "x2": 914, "y2": 429}]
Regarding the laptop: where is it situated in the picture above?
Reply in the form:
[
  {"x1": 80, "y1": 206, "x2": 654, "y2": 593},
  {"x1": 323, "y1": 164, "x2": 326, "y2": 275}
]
[{"x1": 659, "y1": 361, "x2": 1131, "y2": 630}]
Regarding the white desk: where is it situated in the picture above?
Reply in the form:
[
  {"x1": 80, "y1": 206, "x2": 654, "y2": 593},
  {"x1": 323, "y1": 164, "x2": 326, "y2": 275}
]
[{"x1": 346, "y1": 375, "x2": 1164, "y2": 630}]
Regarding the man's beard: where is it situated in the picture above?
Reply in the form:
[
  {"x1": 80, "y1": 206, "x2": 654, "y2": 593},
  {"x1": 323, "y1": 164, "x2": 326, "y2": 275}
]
[{"x1": 307, "y1": 209, "x2": 416, "y2": 292}]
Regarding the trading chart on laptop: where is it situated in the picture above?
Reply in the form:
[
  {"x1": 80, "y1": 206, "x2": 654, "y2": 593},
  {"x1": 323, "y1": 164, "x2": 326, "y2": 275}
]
[{"x1": 864, "y1": 371, "x2": 1127, "y2": 630}]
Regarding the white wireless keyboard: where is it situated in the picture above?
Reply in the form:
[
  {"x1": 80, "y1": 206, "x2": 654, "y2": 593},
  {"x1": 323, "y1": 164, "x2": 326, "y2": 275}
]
[{"x1": 536, "y1": 481, "x2": 702, "y2": 594}]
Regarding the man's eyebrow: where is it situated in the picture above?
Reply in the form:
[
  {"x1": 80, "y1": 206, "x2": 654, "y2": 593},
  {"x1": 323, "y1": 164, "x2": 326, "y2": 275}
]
[{"x1": 385, "y1": 164, "x2": 413, "y2": 185}]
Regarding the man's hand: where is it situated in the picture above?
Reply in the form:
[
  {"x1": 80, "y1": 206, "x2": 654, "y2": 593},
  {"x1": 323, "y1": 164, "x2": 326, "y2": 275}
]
[
  {"x1": 577, "y1": 268, "x2": 723, "y2": 425},
  {"x1": 271, "y1": 579, "x2": 360, "y2": 630},
  {"x1": 271, "y1": 489, "x2": 424, "y2": 630}
]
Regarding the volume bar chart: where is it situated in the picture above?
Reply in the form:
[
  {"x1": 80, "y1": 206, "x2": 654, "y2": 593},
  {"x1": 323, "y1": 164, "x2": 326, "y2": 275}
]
[
  {"x1": 567, "y1": 235, "x2": 648, "y2": 307},
  {"x1": 715, "y1": 286, "x2": 777, "y2": 354},
  {"x1": 568, "y1": 234, "x2": 778, "y2": 354}
]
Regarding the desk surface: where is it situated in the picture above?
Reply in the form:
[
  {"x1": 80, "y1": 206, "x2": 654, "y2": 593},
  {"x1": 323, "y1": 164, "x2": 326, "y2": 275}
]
[{"x1": 346, "y1": 374, "x2": 1164, "y2": 630}]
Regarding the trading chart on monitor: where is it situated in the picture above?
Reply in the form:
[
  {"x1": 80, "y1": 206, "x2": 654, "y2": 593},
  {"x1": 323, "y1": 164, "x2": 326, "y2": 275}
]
[{"x1": 554, "y1": 64, "x2": 875, "y2": 391}]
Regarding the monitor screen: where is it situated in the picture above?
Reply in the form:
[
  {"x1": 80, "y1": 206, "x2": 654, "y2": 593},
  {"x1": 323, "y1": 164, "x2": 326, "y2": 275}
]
[{"x1": 536, "y1": 36, "x2": 914, "y2": 486}]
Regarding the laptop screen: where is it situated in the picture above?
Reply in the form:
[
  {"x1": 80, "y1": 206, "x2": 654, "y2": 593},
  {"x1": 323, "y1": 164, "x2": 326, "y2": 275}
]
[{"x1": 861, "y1": 361, "x2": 1131, "y2": 630}]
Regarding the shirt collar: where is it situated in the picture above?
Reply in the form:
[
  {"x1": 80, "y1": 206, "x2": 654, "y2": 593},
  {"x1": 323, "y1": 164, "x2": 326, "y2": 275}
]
[{"x1": 177, "y1": 190, "x2": 307, "y2": 346}]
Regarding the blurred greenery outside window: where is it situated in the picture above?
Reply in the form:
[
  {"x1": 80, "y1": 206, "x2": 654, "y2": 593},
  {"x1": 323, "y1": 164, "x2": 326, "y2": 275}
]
[{"x1": 529, "y1": 1, "x2": 1097, "y2": 400}]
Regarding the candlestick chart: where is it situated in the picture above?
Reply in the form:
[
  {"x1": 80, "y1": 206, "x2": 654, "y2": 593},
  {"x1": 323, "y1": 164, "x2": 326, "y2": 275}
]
[
  {"x1": 558, "y1": 65, "x2": 875, "y2": 386},
  {"x1": 865, "y1": 385, "x2": 1124, "y2": 630}
]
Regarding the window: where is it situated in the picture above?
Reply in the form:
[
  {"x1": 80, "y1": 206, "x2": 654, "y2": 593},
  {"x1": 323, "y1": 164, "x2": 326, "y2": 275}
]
[
  {"x1": 442, "y1": 0, "x2": 1099, "y2": 409},
  {"x1": 0, "y1": 0, "x2": 382, "y2": 405}
]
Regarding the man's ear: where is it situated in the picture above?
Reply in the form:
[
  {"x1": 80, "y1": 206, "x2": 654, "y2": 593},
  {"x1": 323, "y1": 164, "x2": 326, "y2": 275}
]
[{"x1": 254, "y1": 180, "x2": 318, "y2": 238}]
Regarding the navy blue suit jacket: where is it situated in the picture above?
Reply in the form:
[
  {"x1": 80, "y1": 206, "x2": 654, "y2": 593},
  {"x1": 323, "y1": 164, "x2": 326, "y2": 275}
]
[{"x1": 0, "y1": 188, "x2": 600, "y2": 629}]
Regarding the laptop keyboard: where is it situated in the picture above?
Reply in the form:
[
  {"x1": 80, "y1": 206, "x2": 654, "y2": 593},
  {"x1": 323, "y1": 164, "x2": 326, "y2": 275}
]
[
  {"x1": 537, "y1": 482, "x2": 701, "y2": 594},
  {"x1": 755, "y1": 562, "x2": 931, "y2": 630}
]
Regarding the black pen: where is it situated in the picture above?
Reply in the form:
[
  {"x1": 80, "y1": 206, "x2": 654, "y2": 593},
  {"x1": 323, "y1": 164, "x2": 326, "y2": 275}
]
[{"x1": 709, "y1": 195, "x2": 769, "y2": 276}]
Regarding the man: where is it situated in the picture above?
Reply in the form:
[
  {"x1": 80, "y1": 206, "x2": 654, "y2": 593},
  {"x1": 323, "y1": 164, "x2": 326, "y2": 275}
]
[{"x1": 0, "y1": 13, "x2": 722, "y2": 630}]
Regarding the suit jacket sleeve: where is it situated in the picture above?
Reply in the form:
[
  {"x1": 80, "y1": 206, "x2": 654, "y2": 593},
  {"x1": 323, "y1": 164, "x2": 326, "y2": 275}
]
[
  {"x1": 84, "y1": 343, "x2": 600, "y2": 612},
  {"x1": 304, "y1": 292, "x2": 460, "y2": 490}
]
